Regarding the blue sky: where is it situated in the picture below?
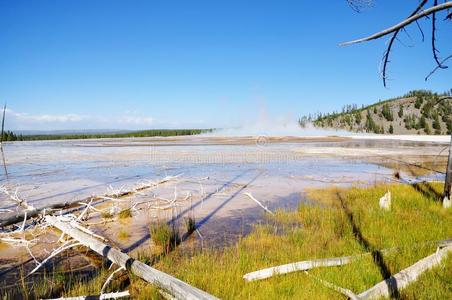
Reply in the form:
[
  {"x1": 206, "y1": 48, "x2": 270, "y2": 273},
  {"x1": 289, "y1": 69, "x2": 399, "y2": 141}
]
[{"x1": 1, "y1": 0, "x2": 451, "y2": 130}]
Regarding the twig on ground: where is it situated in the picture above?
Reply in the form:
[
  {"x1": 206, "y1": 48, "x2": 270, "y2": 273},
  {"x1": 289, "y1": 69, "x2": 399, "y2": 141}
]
[
  {"x1": 101, "y1": 266, "x2": 126, "y2": 294},
  {"x1": 243, "y1": 192, "x2": 274, "y2": 215}
]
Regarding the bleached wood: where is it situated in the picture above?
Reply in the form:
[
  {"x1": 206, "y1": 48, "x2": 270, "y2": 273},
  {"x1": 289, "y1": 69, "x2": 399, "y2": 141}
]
[
  {"x1": 358, "y1": 246, "x2": 452, "y2": 299},
  {"x1": 340, "y1": 2, "x2": 452, "y2": 46},
  {"x1": 45, "y1": 215, "x2": 218, "y2": 300},
  {"x1": 29, "y1": 241, "x2": 82, "y2": 275},
  {"x1": 0, "y1": 174, "x2": 182, "y2": 227},
  {"x1": 101, "y1": 266, "x2": 125, "y2": 294},
  {"x1": 379, "y1": 191, "x2": 391, "y2": 211},
  {"x1": 243, "y1": 255, "x2": 356, "y2": 281},
  {"x1": 243, "y1": 192, "x2": 274, "y2": 215},
  {"x1": 41, "y1": 290, "x2": 130, "y2": 300},
  {"x1": 243, "y1": 238, "x2": 452, "y2": 282}
]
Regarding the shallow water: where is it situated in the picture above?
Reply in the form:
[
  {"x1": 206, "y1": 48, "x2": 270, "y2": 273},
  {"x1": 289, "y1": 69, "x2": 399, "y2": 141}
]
[
  {"x1": 0, "y1": 137, "x2": 446, "y2": 211},
  {"x1": 0, "y1": 136, "x2": 448, "y2": 291}
]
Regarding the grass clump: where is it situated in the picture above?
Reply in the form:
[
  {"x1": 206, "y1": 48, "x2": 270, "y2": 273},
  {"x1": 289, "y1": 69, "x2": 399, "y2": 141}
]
[
  {"x1": 185, "y1": 217, "x2": 196, "y2": 234},
  {"x1": 150, "y1": 223, "x2": 180, "y2": 254},
  {"x1": 101, "y1": 211, "x2": 113, "y2": 219},
  {"x1": 118, "y1": 208, "x2": 132, "y2": 219},
  {"x1": 117, "y1": 230, "x2": 130, "y2": 239}
]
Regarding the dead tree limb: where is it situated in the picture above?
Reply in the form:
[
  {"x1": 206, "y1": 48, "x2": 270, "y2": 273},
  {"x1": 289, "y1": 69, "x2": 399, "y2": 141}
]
[
  {"x1": 243, "y1": 255, "x2": 356, "y2": 282},
  {"x1": 0, "y1": 174, "x2": 182, "y2": 227},
  {"x1": 340, "y1": 2, "x2": 452, "y2": 46},
  {"x1": 0, "y1": 104, "x2": 5, "y2": 149},
  {"x1": 358, "y1": 246, "x2": 452, "y2": 299},
  {"x1": 45, "y1": 215, "x2": 218, "y2": 300}
]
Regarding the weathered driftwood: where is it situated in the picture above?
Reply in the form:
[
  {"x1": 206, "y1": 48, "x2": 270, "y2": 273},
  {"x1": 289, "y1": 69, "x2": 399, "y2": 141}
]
[
  {"x1": 243, "y1": 238, "x2": 452, "y2": 282},
  {"x1": 0, "y1": 200, "x2": 83, "y2": 227},
  {"x1": 379, "y1": 191, "x2": 391, "y2": 211},
  {"x1": 101, "y1": 266, "x2": 125, "y2": 294},
  {"x1": 243, "y1": 255, "x2": 356, "y2": 281},
  {"x1": 0, "y1": 174, "x2": 182, "y2": 227},
  {"x1": 358, "y1": 245, "x2": 452, "y2": 299},
  {"x1": 45, "y1": 215, "x2": 218, "y2": 300},
  {"x1": 41, "y1": 290, "x2": 130, "y2": 300}
]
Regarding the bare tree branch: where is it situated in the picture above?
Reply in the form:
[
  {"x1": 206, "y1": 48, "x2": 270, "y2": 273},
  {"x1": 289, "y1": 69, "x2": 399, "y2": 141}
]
[
  {"x1": 340, "y1": 2, "x2": 452, "y2": 46},
  {"x1": 378, "y1": 0, "x2": 429, "y2": 87},
  {"x1": 432, "y1": 0, "x2": 448, "y2": 69},
  {"x1": 446, "y1": 10, "x2": 452, "y2": 20},
  {"x1": 425, "y1": 54, "x2": 452, "y2": 81},
  {"x1": 415, "y1": 20, "x2": 425, "y2": 42},
  {"x1": 346, "y1": 0, "x2": 373, "y2": 13}
]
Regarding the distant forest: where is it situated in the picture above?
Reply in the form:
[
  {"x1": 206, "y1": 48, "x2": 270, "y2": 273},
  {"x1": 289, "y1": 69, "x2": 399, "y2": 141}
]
[
  {"x1": 1, "y1": 129, "x2": 214, "y2": 141},
  {"x1": 300, "y1": 90, "x2": 452, "y2": 135}
]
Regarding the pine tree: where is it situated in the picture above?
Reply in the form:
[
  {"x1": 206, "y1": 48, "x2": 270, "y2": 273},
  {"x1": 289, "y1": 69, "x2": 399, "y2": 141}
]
[{"x1": 398, "y1": 105, "x2": 403, "y2": 118}]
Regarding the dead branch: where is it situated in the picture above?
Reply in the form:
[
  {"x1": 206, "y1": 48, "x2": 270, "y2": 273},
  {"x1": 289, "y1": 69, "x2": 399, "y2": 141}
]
[
  {"x1": 101, "y1": 266, "x2": 126, "y2": 294},
  {"x1": 243, "y1": 254, "x2": 358, "y2": 281},
  {"x1": 431, "y1": 0, "x2": 447, "y2": 69},
  {"x1": 0, "y1": 104, "x2": 5, "y2": 150},
  {"x1": 358, "y1": 245, "x2": 452, "y2": 299},
  {"x1": 0, "y1": 186, "x2": 36, "y2": 211},
  {"x1": 243, "y1": 238, "x2": 452, "y2": 282},
  {"x1": 29, "y1": 240, "x2": 82, "y2": 275},
  {"x1": 0, "y1": 174, "x2": 182, "y2": 227},
  {"x1": 340, "y1": 2, "x2": 452, "y2": 46},
  {"x1": 425, "y1": 55, "x2": 452, "y2": 80},
  {"x1": 243, "y1": 192, "x2": 274, "y2": 215},
  {"x1": 45, "y1": 215, "x2": 218, "y2": 300}
]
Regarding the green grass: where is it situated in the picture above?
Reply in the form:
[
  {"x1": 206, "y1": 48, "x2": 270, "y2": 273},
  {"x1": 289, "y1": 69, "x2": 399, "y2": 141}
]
[
  {"x1": 118, "y1": 208, "x2": 132, "y2": 219},
  {"x1": 100, "y1": 211, "x2": 113, "y2": 219},
  {"x1": 11, "y1": 182, "x2": 451, "y2": 299},
  {"x1": 150, "y1": 223, "x2": 180, "y2": 254},
  {"x1": 117, "y1": 230, "x2": 130, "y2": 239},
  {"x1": 129, "y1": 182, "x2": 451, "y2": 299}
]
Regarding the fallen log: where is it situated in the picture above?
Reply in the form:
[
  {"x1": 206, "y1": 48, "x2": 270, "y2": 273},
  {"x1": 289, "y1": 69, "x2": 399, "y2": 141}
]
[
  {"x1": 0, "y1": 200, "x2": 83, "y2": 227},
  {"x1": 243, "y1": 238, "x2": 452, "y2": 282},
  {"x1": 243, "y1": 255, "x2": 356, "y2": 281},
  {"x1": 358, "y1": 245, "x2": 452, "y2": 299},
  {"x1": 45, "y1": 215, "x2": 218, "y2": 300}
]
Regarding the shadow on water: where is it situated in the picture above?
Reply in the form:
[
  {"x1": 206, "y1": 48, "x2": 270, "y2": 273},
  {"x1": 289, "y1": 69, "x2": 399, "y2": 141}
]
[
  {"x1": 123, "y1": 168, "x2": 262, "y2": 253},
  {"x1": 336, "y1": 192, "x2": 400, "y2": 299}
]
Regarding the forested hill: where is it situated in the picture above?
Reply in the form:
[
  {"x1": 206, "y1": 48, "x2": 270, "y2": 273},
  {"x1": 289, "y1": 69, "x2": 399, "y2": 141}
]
[
  {"x1": 1, "y1": 129, "x2": 213, "y2": 141},
  {"x1": 304, "y1": 90, "x2": 451, "y2": 135}
]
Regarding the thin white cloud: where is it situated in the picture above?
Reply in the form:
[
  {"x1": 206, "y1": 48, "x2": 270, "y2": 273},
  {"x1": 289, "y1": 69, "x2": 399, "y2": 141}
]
[
  {"x1": 4, "y1": 108, "x2": 157, "y2": 130},
  {"x1": 7, "y1": 109, "x2": 86, "y2": 123}
]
